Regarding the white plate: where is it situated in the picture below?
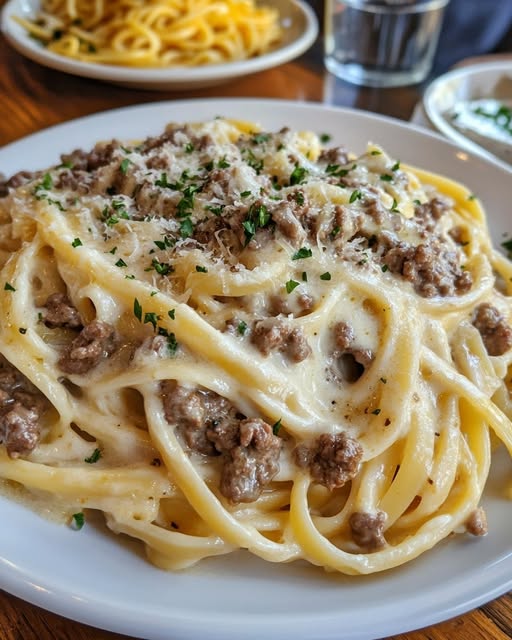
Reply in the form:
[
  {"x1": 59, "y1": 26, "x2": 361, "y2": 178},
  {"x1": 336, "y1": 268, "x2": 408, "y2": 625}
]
[
  {"x1": 1, "y1": 99, "x2": 512, "y2": 640},
  {"x1": 423, "y1": 60, "x2": 512, "y2": 169},
  {"x1": 0, "y1": 0, "x2": 318, "y2": 90}
]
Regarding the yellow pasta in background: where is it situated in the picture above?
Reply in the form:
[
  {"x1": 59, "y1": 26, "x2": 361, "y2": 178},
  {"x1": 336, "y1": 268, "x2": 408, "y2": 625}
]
[{"x1": 13, "y1": 0, "x2": 282, "y2": 67}]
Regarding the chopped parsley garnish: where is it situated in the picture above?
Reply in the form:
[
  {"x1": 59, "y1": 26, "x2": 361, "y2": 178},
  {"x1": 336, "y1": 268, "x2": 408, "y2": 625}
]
[
  {"x1": 320, "y1": 272, "x2": 332, "y2": 281},
  {"x1": 119, "y1": 158, "x2": 131, "y2": 174},
  {"x1": 144, "y1": 312, "x2": 160, "y2": 330},
  {"x1": 19, "y1": 327, "x2": 27, "y2": 335},
  {"x1": 195, "y1": 265, "x2": 208, "y2": 273},
  {"x1": 184, "y1": 142, "x2": 195, "y2": 153},
  {"x1": 237, "y1": 320, "x2": 248, "y2": 335},
  {"x1": 252, "y1": 133, "x2": 270, "y2": 144},
  {"x1": 501, "y1": 238, "x2": 512, "y2": 257},
  {"x1": 71, "y1": 512, "x2": 85, "y2": 530},
  {"x1": 115, "y1": 258, "x2": 127, "y2": 267},
  {"x1": 4, "y1": 282, "x2": 15, "y2": 292},
  {"x1": 285, "y1": 279, "x2": 300, "y2": 294},
  {"x1": 217, "y1": 156, "x2": 230, "y2": 169},
  {"x1": 292, "y1": 247, "x2": 313, "y2": 260},
  {"x1": 289, "y1": 164, "x2": 308, "y2": 186},
  {"x1": 294, "y1": 191, "x2": 305, "y2": 205},
  {"x1": 205, "y1": 204, "x2": 224, "y2": 216},
  {"x1": 330, "y1": 225, "x2": 341, "y2": 239},
  {"x1": 240, "y1": 190, "x2": 252, "y2": 198},
  {"x1": 349, "y1": 189, "x2": 362, "y2": 203},
  {"x1": 165, "y1": 332, "x2": 178, "y2": 356},
  {"x1": 391, "y1": 161, "x2": 401, "y2": 171},
  {"x1": 301, "y1": 271, "x2": 308, "y2": 282},
  {"x1": 319, "y1": 133, "x2": 332, "y2": 143},
  {"x1": 370, "y1": 150, "x2": 382, "y2": 156},
  {"x1": 272, "y1": 418, "x2": 282, "y2": 436},
  {"x1": 390, "y1": 198, "x2": 400, "y2": 213},
  {"x1": 133, "y1": 298, "x2": 143, "y2": 322},
  {"x1": 242, "y1": 203, "x2": 272, "y2": 245},
  {"x1": 150, "y1": 259, "x2": 173, "y2": 275},
  {"x1": 84, "y1": 448, "x2": 101, "y2": 464},
  {"x1": 155, "y1": 173, "x2": 173, "y2": 188},
  {"x1": 71, "y1": 237, "x2": 82, "y2": 248},
  {"x1": 468, "y1": 194, "x2": 477, "y2": 201},
  {"x1": 381, "y1": 264, "x2": 389, "y2": 272},
  {"x1": 109, "y1": 246, "x2": 118, "y2": 254},
  {"x1": 380, "y1": 174, "x2": 393, "y2": 182},
  {"x1": 154, "y1": 236, "x2": 174, "y2": 250},
  {"x1": 168, "y1": 309, "x2": 175, "y2": 320},
  {"x1": 180, "y1": 217, "x2": 194, "y2": 238},
  {"x1": 371, "y1": 408, "x2": 381, "y2": 415}
]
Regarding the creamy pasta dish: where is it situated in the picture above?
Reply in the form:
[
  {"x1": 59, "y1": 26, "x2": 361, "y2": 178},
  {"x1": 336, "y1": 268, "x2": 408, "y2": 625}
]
[
  {"x1": 0, "y1": 118, "x2": 511, "y2": 575},
  {"x1": 13, "y1": 0, "x2": 282, "y2": 67}
]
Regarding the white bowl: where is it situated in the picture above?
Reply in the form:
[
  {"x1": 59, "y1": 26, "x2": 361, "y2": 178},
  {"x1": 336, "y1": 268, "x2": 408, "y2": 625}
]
[
  {"x1": 423, "y1": 59, "x2": 512, "y2": 169},
  {"x1": 0, "y1": 0, "x2": 318, "y2": 90}
]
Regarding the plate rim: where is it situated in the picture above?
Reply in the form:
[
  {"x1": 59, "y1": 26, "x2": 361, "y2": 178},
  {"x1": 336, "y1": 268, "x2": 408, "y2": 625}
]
[
  {"x1": 0, "y1": 97, "x2": 511, "y2": 640},
  {"x1": 0, "y1": 0, "x2": 319, "y2": 88}
]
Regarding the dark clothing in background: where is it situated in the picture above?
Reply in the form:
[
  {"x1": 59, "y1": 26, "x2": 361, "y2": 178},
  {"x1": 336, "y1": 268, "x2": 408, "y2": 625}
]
[{"x1": 427, "y1": 0, "x2": 512, "y2": 73}]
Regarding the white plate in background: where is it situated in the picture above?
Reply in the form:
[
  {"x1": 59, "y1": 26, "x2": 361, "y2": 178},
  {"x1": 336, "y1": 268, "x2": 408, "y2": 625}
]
[
  {"x1": 423, "y1": 60, "x2": 512, "y2": 168},
  {"x1": 0, "y1": 99, "x2": 511, "y2": 640},
  {"x1": 0, "y1": 0, "x2": 318, "y2": 90}
]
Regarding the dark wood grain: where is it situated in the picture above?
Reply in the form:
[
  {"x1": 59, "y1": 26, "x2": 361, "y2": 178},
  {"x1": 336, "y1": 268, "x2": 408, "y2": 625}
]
[{"x1": 0, "y1": 15, "x2": 510, "y2": 640}]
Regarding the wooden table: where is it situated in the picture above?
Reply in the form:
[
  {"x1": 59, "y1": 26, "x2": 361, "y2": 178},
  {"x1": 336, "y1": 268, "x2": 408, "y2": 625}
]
[{"x1": 0, "y1": 13, "x2": 511, "y2": 640}]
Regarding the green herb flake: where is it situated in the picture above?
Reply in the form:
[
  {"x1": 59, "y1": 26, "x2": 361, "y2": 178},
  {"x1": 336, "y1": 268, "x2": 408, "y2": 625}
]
[
  {"x1": 166, "y1": 332, "x2": 178, "y2": 356},
  {"x1": 180, "y1": 217, "x2": 194, "y2": 238},
  {"x1": 391, "y1": 161, "x2": 401, "y2": 171},
  {"x1": 168, "y1": 309, "x2": 176, "y2": 320},
  {"x1": 184, "y1": 142, "x2": 195, "y2": 153},
  {"x1": 195, "y1": 265, "x2": 208, "y2": 273},
  {"x1": 71, "y1": 237, "x2": 83, "y2": 248},
  {"x1": 320, "y1": 272, "x2": 332, "y2": 281},
  {"x1": 133, "y1": 298, "x2": 142, "y2": 322},
  {"x1": 285, "y1": 279, "x2": 300, "y2": 294},
  {"x1": 319, "y1": 133, "x2": 331, "y2": 143},
  {"x1": 502, "y1": 238, "x2": 512, "y2": 257},
  {"x1": 240, "y1": 190, "x2": 252, "y2": 198},
  {"x1": 84, "y1": 448, "x2": 101, "y2": 464},
  {"x1": 349, "y1": 189, "x2": 362, "y2": 203},
  {"x1": 4, "y1": 282, "x2": 15, "y2": 292},
  {"x1": 237, "y1": 320, "x2": 248, "y2": 335},
  {"x1": 292, "y1": 247, "x2": 313, "y2": 260},
  {"x1": 71, "y1": 512, "x2": 85, "y2": 530},
  {"x1": 119, "y1": 158, "x2": 131, "y2": 174},
  {"x1": 301, "y1": 271, "x2": 308, "y2": 282},
  {"x1": 115, "y1": 258, "x2": 127, "y2": 268},
  {"x1": 272, "y1": 418, "x2": 282, "y2": 436},
  {"x1": 289, "y1": 164, "x2": 308, "y2": 186},
  {"x1": 144, "y1": 312, "x2": 160, "y2": 330},
  {"x1": 380, "y1": 174, "x2": 393, "y2": 182},
  {"x1": 371, "y1": 408, "x2": 381, "y2": 415}
]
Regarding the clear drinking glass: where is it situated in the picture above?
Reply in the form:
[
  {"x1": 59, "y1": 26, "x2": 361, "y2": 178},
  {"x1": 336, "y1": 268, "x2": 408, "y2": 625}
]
[{"x1": 324, "y1": 0, "x2": 450, "y2": 88}]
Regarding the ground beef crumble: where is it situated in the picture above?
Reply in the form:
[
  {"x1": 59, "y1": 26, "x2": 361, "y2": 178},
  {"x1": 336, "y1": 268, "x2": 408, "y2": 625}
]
[
  {"x1": 472, "y1": 303, "x2": 512, "y2": 356},
  {"x1": 349, "y1": 511, "x2": 387, "y2": 550},
  {"x1": 161, "y1": 382, "x2": 281, "y2": 503},
  {"x1": 0, "y1": 355, "x2": 48, "y2": 458},
  {"x1": 294, "y1": 432, "x2": 363, "y2": 490}
]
